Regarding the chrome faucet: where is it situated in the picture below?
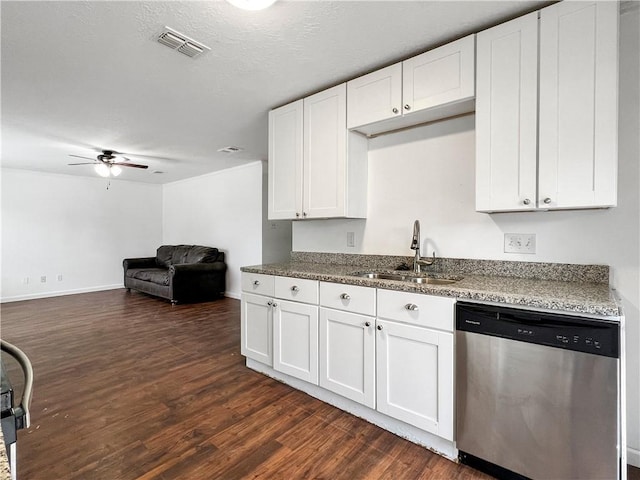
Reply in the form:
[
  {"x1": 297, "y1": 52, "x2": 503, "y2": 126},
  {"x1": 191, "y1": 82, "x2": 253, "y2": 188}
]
[{"x1": 410, "y1": 219, "x2": 435, "y2": 273}]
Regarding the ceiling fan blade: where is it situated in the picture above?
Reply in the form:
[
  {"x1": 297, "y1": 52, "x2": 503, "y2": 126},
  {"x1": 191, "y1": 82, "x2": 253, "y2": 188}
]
[
  {"x1": 69, "y1": 154, "x2": 96, "y2": 161},
  {"x1": 68, "y1": 162, "x2": 97, "y2": 166},
  {"x1": 113, "y1": 162, "x2": 148, "y2": 169}
]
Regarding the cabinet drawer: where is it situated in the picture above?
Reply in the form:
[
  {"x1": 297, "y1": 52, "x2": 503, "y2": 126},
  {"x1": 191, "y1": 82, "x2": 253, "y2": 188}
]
[
  {"x1": 274, "y1": 276, "x2": 319, "y2": 304},
  {"x1": 377, "y1": 290, "x2": 454, "y2": 332},
  {"x1": 320, "y1": 282, "x2": 376, "y2": 316},
  {"x1": 241, "y1": 273, "x2": 275, "y2": 296}
]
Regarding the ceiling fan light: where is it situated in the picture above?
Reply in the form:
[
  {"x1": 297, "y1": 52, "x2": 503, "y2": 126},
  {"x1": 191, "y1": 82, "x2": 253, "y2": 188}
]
[
  {"x1": 226, "y1": 0, "x2": 277, "y2": 10},
  {"x1": 110, "y1": 165, "x2": 123, "y2": 177},
  {"x1": 95, "y1": 164, "x2": 111, "y2": 178}
]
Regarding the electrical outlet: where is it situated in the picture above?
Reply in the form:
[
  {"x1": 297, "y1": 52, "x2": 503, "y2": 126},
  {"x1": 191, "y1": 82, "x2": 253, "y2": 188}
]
[
  {"x1": 347, "y1": 232, "x2": 356, "y2": 248},
  {"x1": 504, "y1": 233, "x2": 536, "y2": 254},
  {"x1": 40, "y1": 275, "x2": 47, "y2": 283},
  {"x1": 57, "y1": 274, "x2": 63, "y2": 282}
]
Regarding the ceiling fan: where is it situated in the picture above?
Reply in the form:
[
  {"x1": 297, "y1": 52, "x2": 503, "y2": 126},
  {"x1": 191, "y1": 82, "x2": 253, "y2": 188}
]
[{"x1": 68, "y1": 150, "x2": 149, "y2": 177}]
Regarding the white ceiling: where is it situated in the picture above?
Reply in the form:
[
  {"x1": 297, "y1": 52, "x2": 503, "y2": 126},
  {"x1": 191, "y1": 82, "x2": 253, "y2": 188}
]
[{"x1": 1, "y1": 0, "x2": 550, "y2": 184}]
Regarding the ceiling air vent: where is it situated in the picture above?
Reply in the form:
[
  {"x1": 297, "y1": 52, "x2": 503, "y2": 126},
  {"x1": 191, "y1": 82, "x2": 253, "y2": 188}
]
[
  {"x1": 156, "y1": 27, "x2": 210, "y2": 59},
  {"x1": 217, "y1": 146, "x2": 244, "y2": 154}
]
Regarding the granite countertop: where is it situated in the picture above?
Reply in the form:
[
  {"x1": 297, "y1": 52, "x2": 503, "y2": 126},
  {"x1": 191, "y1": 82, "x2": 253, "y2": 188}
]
[
  {"x1": 0, "y1": 429, "x2": 11, "y2": 480},
  {"x1": 241, "y1": 255, "x2": 621, "y2": 318}
]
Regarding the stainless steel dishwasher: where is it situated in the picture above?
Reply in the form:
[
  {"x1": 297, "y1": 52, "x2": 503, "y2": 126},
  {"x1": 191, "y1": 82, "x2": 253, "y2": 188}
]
[{"x1": 456, "y1": 302, "x2": 622, "y2": 480}]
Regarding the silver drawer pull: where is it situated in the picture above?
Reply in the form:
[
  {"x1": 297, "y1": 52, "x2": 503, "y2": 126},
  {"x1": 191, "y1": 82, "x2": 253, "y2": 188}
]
[
  {"x1": 365, "y1": 321, "x2": 371, "y2": 327},
  {"x1": 253, "y1": 280, "x2": 260, "y2": 286},
  {"x1": 340, "y1": 293, "x2": 351, "y2": 300},
  {"x1": 405, "y1": 303, "x2": 419, "y2": 311},
  {"x1": 291, "y1": 286, "x2": 299, "y2": 292},
  {"x1": 377, "y1": 324, "x2": 383, "y2": 331}
]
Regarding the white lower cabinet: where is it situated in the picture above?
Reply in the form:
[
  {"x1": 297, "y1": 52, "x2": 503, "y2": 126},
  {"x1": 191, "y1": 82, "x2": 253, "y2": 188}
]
[
  {"x1": 274, "y1": 300, "x2": 319, "y2": 384},
  {"x1": 375, "y1": 289, "x2": 455, "y2": 441},
  {"x1": 242, "y1": 273, "x2": 455, "y2": 443},
  {"x1": 375, "y1": 319, "x2": 454, "y2": 440},
  {"x1": 241, "y1": 292, "x2": 273, "y2": 366},
  {"x1": 241, "y1": 273, "x2": 320, "y2": 383},
  {"x1": 319, "y1": 307, "x2": 376, "y2": 408}
]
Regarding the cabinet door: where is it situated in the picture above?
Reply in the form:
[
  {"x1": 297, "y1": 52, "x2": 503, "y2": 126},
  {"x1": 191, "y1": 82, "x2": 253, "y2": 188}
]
[
  {"x1": 402, "y1": 34, "x2": 475, "y2": 114},
  {"x1": 268, "y1": 99, "x2": 303, "y2": 220},
  {"x1": 347, "y1": 63, "x2": 402, "y2": 129},
  {"x1": 475, "y1": 13, "x2": 539, "y2": 212},
  {"x1": 303, "y1": 84, "x2": 347, "y2": 218},
  {"x1": 539, "y1": 1, "x2": 618, "y2": 209},
  {"x1": 376, "y1": 320, "x2": 453, "y2": 440},
  {"x1": 241, "y1": 293, "x2": 273, "y2": 366},
  {"x1": 273, "y1": 300, "x2": 319, "y2": 384},
  {"x1": 319, "y1": 307, "x2": 375, "y2": 408}
]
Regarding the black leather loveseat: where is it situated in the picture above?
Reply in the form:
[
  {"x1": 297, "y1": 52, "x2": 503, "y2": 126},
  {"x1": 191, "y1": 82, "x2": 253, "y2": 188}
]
[{"x1": 123, "y1": 245, "x2": 227, "y2": 304}]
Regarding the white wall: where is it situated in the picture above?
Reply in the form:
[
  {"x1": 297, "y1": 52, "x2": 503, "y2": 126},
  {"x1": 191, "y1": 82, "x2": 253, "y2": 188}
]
[
  {"x1": 261, "y1": 164, "x2": 292, "y2": 265},
  {"x1": 0, "y1": 168, "x2": 163, "y2": 301},
  {"x1": 162, "y1": 161, "x2": 263, "y2": 299},
  {"x1": 294, "y1": 7, "x2": 640, "y2": 465}
]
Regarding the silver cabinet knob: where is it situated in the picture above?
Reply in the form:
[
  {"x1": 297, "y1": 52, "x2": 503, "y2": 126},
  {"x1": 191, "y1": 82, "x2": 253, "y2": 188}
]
[
  {"x1": 405, "y1": 303, "x2": 419, "y2": 311},
  {"x1": 271, "y1": 302, "x2": 277, "y2": 308},
  {"x1": 303, "y1": 212, "x2": 307, "y2": 217},
  {"x1": 253, "y1": 280, "x2": 260, "y2": 286},
  {"x1": 296, "y1": 212, "x2": 300, "y2": 218},
  {"x1": 523, "y1": 198, "x2": 531, "y2": 205},
  {"x1": 291, "y1": 286, "x2": 299, "y2": 292},
  {"x1": 543, "y1": 197, "x2": 552, "y2": 204},
  {"x1": 392, "y1": 107, "x2": 399, "y2": 114},
  {"x1": 377, "y1": 324, "x2": 383, "y2": 331},
  {"x1": 404, "y1": 104, "x2": 411, "y2": 111},
  {"x1": 365, "y1": 321, "x2": 371, "y2": 327},
  {"x1": 340, "y1": 293, "x2": 350, "y2": 300},
  {"x1": 267, "y1": 300, "x2": 273, "y2": 306}
]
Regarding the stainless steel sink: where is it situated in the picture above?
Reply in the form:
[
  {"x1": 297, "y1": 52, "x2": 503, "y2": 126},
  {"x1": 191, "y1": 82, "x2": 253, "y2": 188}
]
[{"x1": 352, "y1": 272, "x2": 458, "y2": 285}]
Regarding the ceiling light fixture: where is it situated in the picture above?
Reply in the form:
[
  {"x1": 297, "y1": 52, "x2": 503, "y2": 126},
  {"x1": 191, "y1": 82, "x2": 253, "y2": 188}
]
[
  {"x1": 94, "y1": 164, "x2": 122, "y2": 178},
  {"x1": 226, "y1": 0, "x2": 277, "y2": 11}
]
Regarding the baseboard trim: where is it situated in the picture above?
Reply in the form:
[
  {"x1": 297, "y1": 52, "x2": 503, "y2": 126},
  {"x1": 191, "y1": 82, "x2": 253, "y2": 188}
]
[
  {"x1": 224, "y1": 291, "x2": 241, "y2": 300},
  {"x1": 1, "y1": 284, "x2": 123, "y2": 303},
  {"x1": 629, "y1": 447, "x2": 640, "y2": 468}
]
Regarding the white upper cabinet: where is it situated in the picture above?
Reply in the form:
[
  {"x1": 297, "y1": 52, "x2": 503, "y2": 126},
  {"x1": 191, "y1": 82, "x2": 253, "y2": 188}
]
[
  {"x1": 476, "y1": 13, "x2": 539, "y2": 212},
  {"x1": 268, "y1": 100, "x2": 303, "y2": 220},
  {"x1": 476, "y1": 2, "x2": 618, "y2": 212},
  {"x1": 403, "y1": 35, "x2": 475, "y2": 113},
  {"x1": 347, "y1": 64, "x2": 402, "y2": 129},
  {"x1": 347, "y1": 35, "x2": 475, "y2": 137},
  {"x1": 268, "y1": 84, "x2": 368, "y2": 220},
  {"x1": 538, "y1": 1, "x2": 618, "y2": 209}
]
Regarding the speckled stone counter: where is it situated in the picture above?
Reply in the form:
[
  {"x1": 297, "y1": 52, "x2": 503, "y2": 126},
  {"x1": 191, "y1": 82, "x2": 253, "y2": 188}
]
[
  {"x1": 0, "y1": 429, "x2": 11, "y2": 480},
  {"x1": 241, "y1": 254, "x2": 620, "y2": 317}
]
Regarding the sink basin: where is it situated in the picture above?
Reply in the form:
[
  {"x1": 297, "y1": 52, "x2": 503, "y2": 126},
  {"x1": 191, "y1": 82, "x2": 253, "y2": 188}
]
[{"x1": 352, "y1": 272, "x2": 458, "y2": 285}]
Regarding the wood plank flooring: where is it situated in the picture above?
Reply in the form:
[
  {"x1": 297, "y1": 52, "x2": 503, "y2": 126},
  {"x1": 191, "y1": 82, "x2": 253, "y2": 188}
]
[{"x1": 1, "y1": 289, "x2": 638, "y2": 480}]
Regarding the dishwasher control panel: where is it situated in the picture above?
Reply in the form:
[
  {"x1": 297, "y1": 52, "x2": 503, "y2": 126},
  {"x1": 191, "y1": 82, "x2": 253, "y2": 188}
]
[{"x1": 456, "y1": 303, "x2": 619, "y2": 358}]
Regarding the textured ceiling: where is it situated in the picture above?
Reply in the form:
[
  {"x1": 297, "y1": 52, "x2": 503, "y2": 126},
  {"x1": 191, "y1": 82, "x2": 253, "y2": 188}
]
[{"x1": 1, "y1": 0, "x2": 550, "y2": 184}]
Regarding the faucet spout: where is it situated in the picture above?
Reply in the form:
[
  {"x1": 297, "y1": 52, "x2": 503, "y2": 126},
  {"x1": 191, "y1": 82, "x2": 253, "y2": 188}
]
[
  {"x1": 409, "y1": 219, "x2": 435, "y2": 273},
  {"x1": 411, "y1": 220, "x2": 421, "y2": 272},
  {"x1": 411, "y1": 220, "x2": 420, "y2": 251}
]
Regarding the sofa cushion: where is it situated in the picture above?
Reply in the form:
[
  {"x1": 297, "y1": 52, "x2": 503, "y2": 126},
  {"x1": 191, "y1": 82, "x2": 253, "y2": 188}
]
[
  {"x1": 127, "y1": 268, "x2": 170, "y2": 286},
  {"x1": 156, "y1": 245, "x2": 190, "y2": 267},
  {"x1": 156, "y1": 245, "x2": 219, "y2": 267},
  {"x1": 184, "y1": 246, "x2": 219, "y2": 264},
  {"x1": 156, "y1": 245, "x2": 174, "y2": 267}
]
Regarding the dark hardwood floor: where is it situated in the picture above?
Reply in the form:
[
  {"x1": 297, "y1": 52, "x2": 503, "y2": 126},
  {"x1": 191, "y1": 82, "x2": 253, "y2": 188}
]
[{"x1": 1, "y1": 290, "x2": 638, "y2": 480}]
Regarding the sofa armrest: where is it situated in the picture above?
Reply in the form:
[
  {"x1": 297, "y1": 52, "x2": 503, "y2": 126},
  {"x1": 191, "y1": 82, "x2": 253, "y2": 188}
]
[{"x1": 123, "y1": 257, "x2": 157, "y2": 270}]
